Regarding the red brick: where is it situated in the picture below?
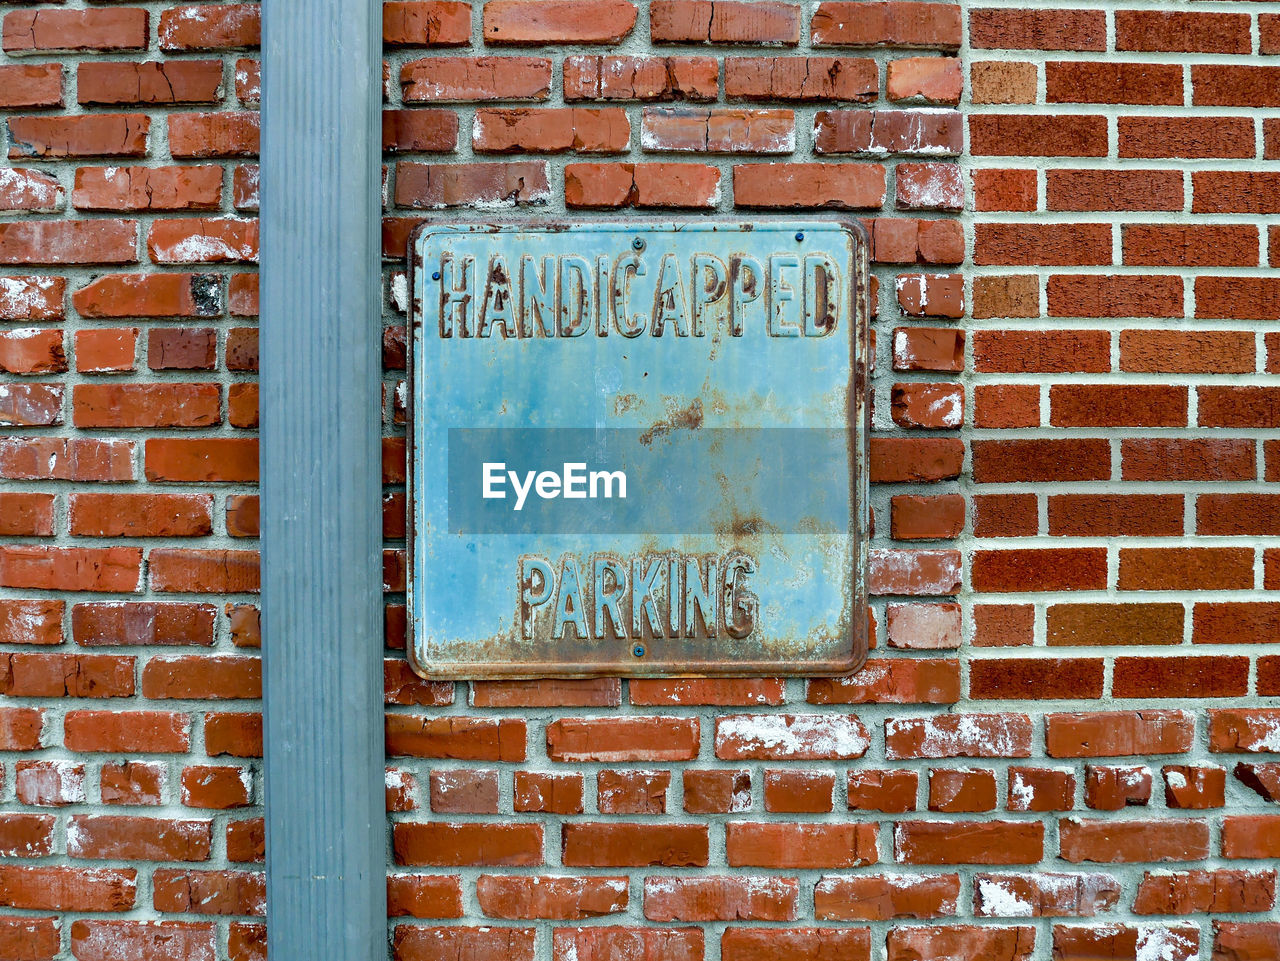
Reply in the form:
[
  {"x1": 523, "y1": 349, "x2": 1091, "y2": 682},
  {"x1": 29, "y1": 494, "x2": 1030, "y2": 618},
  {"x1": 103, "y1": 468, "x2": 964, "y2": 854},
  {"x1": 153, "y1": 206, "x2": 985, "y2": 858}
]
[
  {"x1": 895, "y1": 821, "x2": 1043, "y2": 864},
  {"x1": 3, "y1": 9, "x2": 148, "y2": 53},
  {"x1": 169, "y1": 112, "x2": 259, "y2": 158},
  {"x1": 76, "y1": 328, "x2": 137, "y2": 373},
  {"x1": 970, "y1": 8, "x2": 1104, "y2": 50},
  {"x1": 643, "y1": 107, "x2": 793, "y2": 153},
  {"x1": 847, "y1": 770, "x2": 917, "y2": 813},
  {"x1": 73, "y1": 602, "x2": 215, "y2": 647},
  {"x1": 652, "y1": 1, "x2": 801, "y2": 44},
  {"x1": 1120, "y1": 117, "x2": 1254, "y2": 160},
  {"x1": 1121, "y1": 329, "x2": 1254, "y2": 373},
  {"x1": 725, "y1": 57, "x2": 877, "y2": 101},
  {"x1": 72, "y1": 383, "x2": 218, "y2": 429},
  {"x1": 0, "y1": 545, "x2": 141, "y2": 593},
  {"x1": 597, "y1": 770, "x2": 669, "y2": 814},
  {"x1": 870, "y1": 437, "x2": 964, "y2": 482},
  {"x1": 180, "y1": 766, "x2": 251, "y2": 809},
  {"x1": 483, "y1": 0, "x2": 637, "y2": 44},
  {"x1": 1046, "y1": 62, "x2": 1182, "y2": 106},
  {"x1": 887, "y1": 57, "x2": 961, "y2": 104},
  {"x1": 973, "y1": 492, "x2": 1038, "y2": 535},
  {"x1": 1193, "y1": 66, "x2": 1280, "y2": 108},
  {"x1": 0, "y1": 599, "x2": 63, "y2": 646},
  {"x1": 973, "y1": 168, "x2": 1036, "y2": 211},
  {"x1": 0, "y1": 275, "x2": 64, "y2": 320},
  {"x1": 974, "y1": 439, "x2": 1110, "y2": 483},
  {"x1": 204, "y1": 713, "x2": 262, "y2": 758},
  {"x1": 477, "y1": 875, "x2": 628, "y2": 920},
  {"x1": 1163, "y1": 766, "x2": 1226, "y2": 810},
  {"x1": 682, "y1": 770, "x2": 750, "y2": 814},
  {"x1": 0, "y1": 492, "x2": 55, "y2": 536},
  {"x1": 145, "y1": 438, "x2": 258, "y2": 483},
  {"x1": 382, "y1": 109, "x2": 458, "y2": 152},
  {"x1": 1213, "y1": 922, "x2": 1280, "y2": 961},
  {"x1": 970, "y1": 61, "x2": 1035, "y2": 104},
  {"x1": 809, "y1": 660, "x2": 960, "y2": 705},
  {"x1": 0, "y1": 167, "x2": 61, "y2": 213},
  {"x1": 15, "y1": 760, "x2": 86, "y2": 805},
  {"x1": 726, "y1": 822, "x2": 877, "y2": 868},
  {"x1": 382, "y1": 1, "x2": 471, "y2": 45},
  {"x1": 1112, "y1": 655, "x2": 1248, "y2": 699},
  {"x1": 158, "y1": 5, "x2": 260, "y2": 50},
  {"x1": 816, "y1": 109, "x2": 962, "y2": 155},
  {"x1": 142, "y1": 655, "x2": 260, "y2": 700},
  {"x1": 564, "y1": 55, "x2": 718, "y2": 102},
  {"x1": 1046, "y1": 711, "x2": 1193, "y2": 758},
  {"x1": 0, "y1": 866, "x2": 135, "y2": 911},
  {"x1": 385, "y1": 716, "x2": 526, "y2": 761},
  {"x1": 1118, "y1": 547, "x2": 1253, "y2": 591},
  {"x1": 971, "y1": 658, "x2": 1104, "y2": 700},
  {"x1": 645, "y1": 876, "x2": 795, "y2": 922},
  {"x1": 971, "y1": 548, "x2": 1107, "y2": 593},
  {"x1": 886, "y1": 713, "x2": 1032, "y2": 759},
  {"x1": 1047, "y1": 603, "x2": 1183, "y2": 647},
  {"x1": 0, "y1": 63, "x2": 63, "y2": 110},
  {"x1": 886, "y1": 603, "x2": 960, "y2": 650},
  {"x1": 892, "y1": 327, "x2": 963, "y2": 371},
  {"x1": 1193, "y1": 173, "x2": 1280, "y2": 215},
  {"x1": 888, "y1": 927, "x2": 1034, "y2": 961},
  {"x1": 4, "y1": 654, "x2": 134, "y2": 699},
  {"x1": 1047, "y1": 169, "x2": 1183, "y2": 211},
  {"x1": 974, "y1": 873, "x2": 1119, "y2": 917},
  {"x1": 0, "y1": 707, "x2": 44, "y2": 750},
  {"x1": 976, "y1": 223, "x2": 1112, "y2": 266},
  {"x1": 1194, "y1": 603, "x2": 1280, "y2": 645},
  {"x1": 147, "y1": 217, "x2": 258, "y2": 264},
  {"x1": 0, "y1": 917, "x2": 59, "y2": 959},
  {"x1": 1060, "y1": 818, "x2": 1210, "y2": 863},
  {"x1": 78, "y1": 61, "x2": 223, "y2": 106},
  {"x1": 814, "y1": 874, "x2": 957, "y2": 921},
  {"x1": 972, "y1": 274, "x2": 1038, "y2": 318},
  {"x1": 630, "y1": 678, "x2": 783, "y2": 706},
  {"x1": 1051, "y1": 385, "x2": 1187, "y2": 427},
  {"x1": 1007, "y1": 768, "x2": 1075, "y2": 813},
  {"x1": 547, "y1": 717, "x2": 697, "y2": 761},
  {"x1": 474, "y1": 107, "x2": 629, "y2": 153},
  {"x1": 890, "y1": 492, "x2": 964, "y2": 539},
  {"x1": 0, "y1": 220, "x2": 137, "y2": 266},
  {"x1": 1122, "y1": 438, "x2": 1255, "y2": 482},
  {"x1": 401, "y1": 57, "x2": 552, "y2": 101},
  {"x1": 763, "y1": 770, "x2": 834, "y2": 813},
  {"x1": 1199, "y1": 385, "x2": 1280, "y2": 427},
  {"x1": 813, "y1": 1, "x2": 960, "y2": 48},
  {"x1": 969, "y1": 115, "x2": 1108, "y2": 157},
  {"x1": 69, "y1": 493, "x2": 211, "y2": 538},
  {"x1": 67, "y1": 816, "x2": 210, "y2": 862},
  {"x1": 471, "y1": 678, "x2": 618, "y2": 707},
  {"x1": 394, "y1": 161, "x2": 550, "y2": 208},
  {"x1": 1084, "y1": 765, "x2": 1152, "y2": 810},
  {"x1": 9, "y1": 114, "x2": 148, "y2": 160},
  {"x1": 1053, "y1": 924, "x2": 1198, "y2": 961},
  {"x1": 385, "y1": 875, "x2": 463, "y2": 919},
  {"x1": 392, "y1": 927, "x2": 534, "y2": 961},
  {"x1": 563, "y1": 823, "x2": 708, "y2": 867},
  {"x1": 723, "y1": 928, "x2": 868, "y2": 961},
  {"x1": 1117, "y1": 11, "x2": 1250, "y2": 53}
]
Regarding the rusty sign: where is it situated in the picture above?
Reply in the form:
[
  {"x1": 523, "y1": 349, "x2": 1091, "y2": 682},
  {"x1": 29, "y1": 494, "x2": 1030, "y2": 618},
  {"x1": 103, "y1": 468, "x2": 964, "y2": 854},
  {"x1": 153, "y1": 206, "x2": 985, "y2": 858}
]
[{"x1": 408, "y1": 221, "x2": 870, "y2": 678}]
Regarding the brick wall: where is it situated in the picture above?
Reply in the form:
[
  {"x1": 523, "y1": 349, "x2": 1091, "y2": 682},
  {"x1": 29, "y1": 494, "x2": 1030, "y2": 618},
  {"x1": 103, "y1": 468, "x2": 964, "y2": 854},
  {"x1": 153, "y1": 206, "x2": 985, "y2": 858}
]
[{"x1": 0, "y1": 1, "x2": 1276, "y2": 960}]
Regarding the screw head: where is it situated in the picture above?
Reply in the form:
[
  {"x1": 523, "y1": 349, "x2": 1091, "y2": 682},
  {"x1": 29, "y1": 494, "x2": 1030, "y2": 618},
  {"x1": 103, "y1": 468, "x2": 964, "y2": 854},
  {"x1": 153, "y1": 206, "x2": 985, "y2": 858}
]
[
  {"x1": 632, "y1": 644, "x2": 645, "y2": 657},
  {"x1": 632, "y1": 237, "x2": 645, "y2": 251},
  {"x1": 795, "y1": 232, "x2": 805, "y2": 242},
  {"x1": 431, "y1": 271, "x2": 441, "y2": 281}
]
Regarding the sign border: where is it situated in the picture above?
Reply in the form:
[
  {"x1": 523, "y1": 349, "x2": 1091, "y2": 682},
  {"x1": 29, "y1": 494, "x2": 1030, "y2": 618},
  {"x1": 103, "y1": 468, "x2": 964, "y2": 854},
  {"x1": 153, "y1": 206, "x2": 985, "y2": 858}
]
[{"x1": 406, "y1": 218, "x2": 871, "y2": 680}]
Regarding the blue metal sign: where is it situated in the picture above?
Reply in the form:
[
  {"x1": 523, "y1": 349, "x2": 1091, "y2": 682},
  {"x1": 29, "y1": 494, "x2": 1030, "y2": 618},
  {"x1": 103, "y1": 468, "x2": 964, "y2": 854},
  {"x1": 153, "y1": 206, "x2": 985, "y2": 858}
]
[{"x1": 409, "y1": 221, "x2": 869, "y2": 678}]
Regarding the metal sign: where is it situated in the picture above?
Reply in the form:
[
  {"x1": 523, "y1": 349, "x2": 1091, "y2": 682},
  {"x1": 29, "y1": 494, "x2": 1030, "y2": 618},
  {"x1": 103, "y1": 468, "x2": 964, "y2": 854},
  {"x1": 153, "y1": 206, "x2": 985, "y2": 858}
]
[{"x1": 408, "y1": 221, "x2": 869, "y2": 678}]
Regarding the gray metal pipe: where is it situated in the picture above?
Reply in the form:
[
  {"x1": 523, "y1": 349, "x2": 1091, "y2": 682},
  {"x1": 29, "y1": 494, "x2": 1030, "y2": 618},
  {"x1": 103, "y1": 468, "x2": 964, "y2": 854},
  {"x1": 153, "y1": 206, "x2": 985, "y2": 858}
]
[{"x1": 259, "y1": 2, "x2": 387, "y2": 957}]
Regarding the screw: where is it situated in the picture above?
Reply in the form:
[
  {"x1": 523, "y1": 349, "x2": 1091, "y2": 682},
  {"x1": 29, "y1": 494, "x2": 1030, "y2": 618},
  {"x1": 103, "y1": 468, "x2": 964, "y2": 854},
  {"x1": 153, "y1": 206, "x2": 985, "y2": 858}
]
[
  {"x1": 795, "y1": 232, "x2": 804, "y2": 242},
  {"x1": 632, "y1": 237, "x2": 645, "y2": 251},
  {"x1": 431, "y1": 271, "x2": 441, "y2": 281},
  {"x1": 632, "y1": 644, "x2": 645, "y2": 657}
]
